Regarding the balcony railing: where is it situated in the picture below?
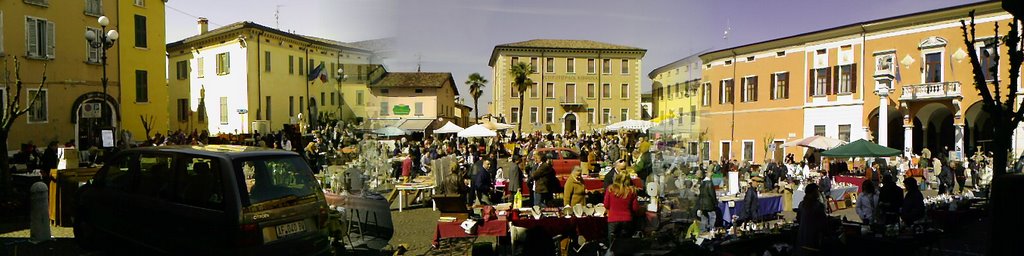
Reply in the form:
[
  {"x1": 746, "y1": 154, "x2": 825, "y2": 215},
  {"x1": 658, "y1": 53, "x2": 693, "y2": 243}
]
[
  {"x1": 559, "y1": 96, "x2": 584, "y2": 106},
  {"x1": 899, "y1": 81, "x2": 961, "y2": 101}
]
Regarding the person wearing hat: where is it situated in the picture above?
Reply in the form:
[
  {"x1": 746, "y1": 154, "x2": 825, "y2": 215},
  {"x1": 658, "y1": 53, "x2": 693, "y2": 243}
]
[{"x1": 738, "y1": 176, "x2": 763, "y2": 224}]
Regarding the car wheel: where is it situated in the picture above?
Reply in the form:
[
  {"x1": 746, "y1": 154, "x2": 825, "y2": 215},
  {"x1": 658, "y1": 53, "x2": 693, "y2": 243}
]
[{"x1": 74, "y1": 208, "x2": 99, "y2": 250}]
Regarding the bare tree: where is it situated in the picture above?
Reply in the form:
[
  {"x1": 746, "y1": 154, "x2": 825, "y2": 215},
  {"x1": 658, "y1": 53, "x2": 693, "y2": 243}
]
[
  {"x1": 0, "y1": 57, "x2": 48, "y2": 196},
  {"x1": 140, "y1": 115, "x2": 155, "y2": 142},
  {"x1": 959, "y1": 10, "x2": 1022, "y2": 177}
]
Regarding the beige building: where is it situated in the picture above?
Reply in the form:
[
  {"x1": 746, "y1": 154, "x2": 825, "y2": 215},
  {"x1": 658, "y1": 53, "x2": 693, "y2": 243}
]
[
  {"x1": 488, "y1": 39, "x2": 646, "y2": 133},
  {"x1": 367, "y1": 72, "x2": 460, "y2": 132}
]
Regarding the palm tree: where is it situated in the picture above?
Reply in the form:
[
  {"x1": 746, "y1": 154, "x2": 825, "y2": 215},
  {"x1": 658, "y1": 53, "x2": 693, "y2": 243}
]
[
  {"x1": 465, "y1": 73, "x2": 488, "y2": 124},
  {"x1": 509, "y1": 62, "x2": 534, "y2": 135}
]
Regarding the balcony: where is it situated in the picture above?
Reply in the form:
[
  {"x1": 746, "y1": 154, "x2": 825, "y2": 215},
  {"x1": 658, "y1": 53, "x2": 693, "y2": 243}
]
[
  {"x1": 559, "y1": 97, "x2": 584, "y2": 107},
  {"x1": 899, "y1": 81, "x2": 961, "y2": 101}
]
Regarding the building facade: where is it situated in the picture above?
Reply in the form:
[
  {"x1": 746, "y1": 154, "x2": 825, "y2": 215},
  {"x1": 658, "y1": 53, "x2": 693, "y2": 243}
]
[
  {"x1": 488, "y1": 39, "x2": 646, "y2": 133},
  {"x1": 0, "y1": 0, "x2": 166, "y2": 149},
  {"x1": 118, "y1": 0, "x2": 169, "y2": 143},
  {"x1": 650, "y1": 52, "x2": 704, "y2": 149},
  {"x1": 366, "y1": 72, "x2": 459, "y2": 132},
  {"x1": 699, "y1": 1, "x2": 1015, "y2": 163},
  {"x1": 166, "y1": 20, "x2": 376, "y2": 135}
]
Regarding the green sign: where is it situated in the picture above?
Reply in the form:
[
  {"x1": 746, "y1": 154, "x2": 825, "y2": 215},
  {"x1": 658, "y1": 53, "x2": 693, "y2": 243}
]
[{"x1": 392, "y1": 104, "x2": 411, "y2": 115}]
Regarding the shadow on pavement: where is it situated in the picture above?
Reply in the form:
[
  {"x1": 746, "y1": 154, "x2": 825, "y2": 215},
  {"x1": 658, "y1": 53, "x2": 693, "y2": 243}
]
[{"x1": 0, "y1": 237, "x2": 99, "y2": 256}]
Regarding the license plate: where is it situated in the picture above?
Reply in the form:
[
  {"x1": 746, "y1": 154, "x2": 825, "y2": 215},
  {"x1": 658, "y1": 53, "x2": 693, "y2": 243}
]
[{"x1": 276, "y1": 221, "x2": 306, "y2": 238}]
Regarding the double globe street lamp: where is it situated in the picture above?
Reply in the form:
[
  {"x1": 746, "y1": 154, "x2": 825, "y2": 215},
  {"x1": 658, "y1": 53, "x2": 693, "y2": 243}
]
[{"x1": 84, "y1": 16, "x2": 119, "y2": 100}]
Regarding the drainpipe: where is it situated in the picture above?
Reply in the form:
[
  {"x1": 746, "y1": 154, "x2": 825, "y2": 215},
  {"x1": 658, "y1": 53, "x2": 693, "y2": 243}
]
[{"x1": 256, "y1": 31, "x2": 263, "y2": 121}]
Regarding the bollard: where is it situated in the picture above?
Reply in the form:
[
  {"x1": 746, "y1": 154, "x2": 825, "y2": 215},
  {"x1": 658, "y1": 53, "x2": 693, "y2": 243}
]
[{"x1": 29, "y1": 181, "x2": 52, "y2": 244}]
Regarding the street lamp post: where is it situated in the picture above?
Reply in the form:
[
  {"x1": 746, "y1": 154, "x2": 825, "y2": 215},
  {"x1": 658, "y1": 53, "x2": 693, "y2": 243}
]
[
  {"x1": 336, "y1": 68, "x2": 348, "y2": 122},
  {"x1": 85, "y1": 16, "x2": 118, "y2": 148}
]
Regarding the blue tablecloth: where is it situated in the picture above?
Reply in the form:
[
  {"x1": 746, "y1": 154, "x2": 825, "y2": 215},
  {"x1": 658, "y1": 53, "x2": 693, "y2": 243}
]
[
  {"x1": 791, "y1": 186, "x2": 858, "y2": 209},
  {"x1": 718, "y1": 194, "x2": 783, "y2": 224}
]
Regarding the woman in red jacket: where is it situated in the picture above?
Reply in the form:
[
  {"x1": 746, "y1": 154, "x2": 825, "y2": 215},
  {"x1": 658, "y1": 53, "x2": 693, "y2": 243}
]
[{"x1": 604, "y1": 171, "x2": 639, "y2": 244}]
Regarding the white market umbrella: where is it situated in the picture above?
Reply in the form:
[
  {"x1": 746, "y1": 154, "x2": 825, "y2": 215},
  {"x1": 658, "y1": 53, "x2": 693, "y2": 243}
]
[
  {"x1": 481, "y1": 121, "x2": 515, "y2": 131},
  {"x1": 457, "y1": 124, "x2": 498, "y2": 138},
  {"x1": 606, "y1": 119, "x2": 656, "y2": 132},
  {"x1": 781, "y1": 135, "x2": 847, "y2": 150},
  {"x1": 434, "y1": 121, "x2": 464, "y2": 134},
  {"x1": 374, "y1": 126, "x2": 409, "y2": 137}
]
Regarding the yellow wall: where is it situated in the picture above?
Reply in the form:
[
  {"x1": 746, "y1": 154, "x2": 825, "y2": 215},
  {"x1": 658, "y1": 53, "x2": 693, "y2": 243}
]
[
  {"x1": 650, "y1": 59, "x2": 702, "y2": 141},
  {"x1": 118, "y1": 0, "x2": 168, "y2": 141}
]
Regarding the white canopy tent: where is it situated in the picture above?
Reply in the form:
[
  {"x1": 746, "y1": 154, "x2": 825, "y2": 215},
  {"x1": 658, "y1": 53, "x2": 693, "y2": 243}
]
[
  {"x1": 605, "y1": 119, "x2": 656, "y2": 132},
  {"x1": 457, "y1": 124, "x2": 498, "y2": 138},
  {"x1": 433, "y1": 121, "x2": 464, "y2": 134}
]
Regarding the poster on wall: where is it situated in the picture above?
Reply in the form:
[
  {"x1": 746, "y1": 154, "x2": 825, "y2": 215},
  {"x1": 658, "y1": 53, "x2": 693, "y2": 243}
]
[{"x1": 101, "y1": 130, "x2": 114, "y2": 148}]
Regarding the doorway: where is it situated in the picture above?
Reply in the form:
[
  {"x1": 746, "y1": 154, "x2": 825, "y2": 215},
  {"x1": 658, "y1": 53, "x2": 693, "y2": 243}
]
[{"x1": 563, "y1": 113, "x2": 577, "y2": 133}]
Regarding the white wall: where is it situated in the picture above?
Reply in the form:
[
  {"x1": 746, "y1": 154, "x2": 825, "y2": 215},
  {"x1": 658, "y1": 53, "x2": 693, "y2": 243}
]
[
  {"x1": 190, "y1": 42, "x2": 250, "y2": 134},
  {"x1": 804, "y1": 104, "x2": 865, "y2": 142}
]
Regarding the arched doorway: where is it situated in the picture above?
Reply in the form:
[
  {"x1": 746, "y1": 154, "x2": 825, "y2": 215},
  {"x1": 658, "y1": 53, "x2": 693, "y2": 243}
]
[
  {"x1": 964, "y1": 102, "x2": 994, "y2": 156},
  {"x1": 868, "y1": 106, "x2": 904, "y2": 149},
  {"x1": 913, "y1": 102, "x2": 955, "y2": 156},
  {"x1": 71, "y1": 93, "x2": 118, "y2": 149},
  {"x1": 563, "y1": 112, "x2": 577, "y2": 133}
]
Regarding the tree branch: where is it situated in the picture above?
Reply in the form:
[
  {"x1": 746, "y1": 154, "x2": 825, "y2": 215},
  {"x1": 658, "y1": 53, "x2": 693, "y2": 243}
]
[{"x1": 961, "y1": 12, "x2": 998, "y2": 112}]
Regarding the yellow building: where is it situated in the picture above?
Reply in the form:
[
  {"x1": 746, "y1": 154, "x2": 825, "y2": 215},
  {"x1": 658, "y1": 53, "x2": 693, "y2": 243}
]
[
  {"x1": 488, "y1": 39, "x2": 646, "y2": 133},
  {"x1": 0, "y1": 0, "x2": 165, "y2": 149},
  {"x1": 650, "y1": 52, "x2": 704, "y2": 155},
  {"x1": 365, "y1": 72, "x2": 460, "y2": 132},
  {"x1": 166, "y1": 20, "x2": 377, "y2": 135},
  {"x1": 118, "y1": 0, "x2": 169, "y2": 142},
  {"x1": 698, "y1": 1, "x2": 1013, "y2": 163}
]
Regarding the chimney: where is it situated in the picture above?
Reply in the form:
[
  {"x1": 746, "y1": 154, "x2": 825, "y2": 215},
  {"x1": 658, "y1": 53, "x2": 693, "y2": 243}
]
[{"x1": 198, "y1": 17, "x2": 209, "y2": 35}]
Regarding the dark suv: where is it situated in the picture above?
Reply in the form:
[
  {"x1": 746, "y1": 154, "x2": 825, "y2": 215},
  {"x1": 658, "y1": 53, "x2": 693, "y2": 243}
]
[{"x1": 75, "y1": 145, "x2": 331, "y2": 255}]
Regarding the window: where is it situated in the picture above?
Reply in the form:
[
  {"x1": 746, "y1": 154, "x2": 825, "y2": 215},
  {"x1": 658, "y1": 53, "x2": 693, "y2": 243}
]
[
  {"x1": 135, "y1": 70, "x2": 148, "y2": 102},
  {"x1": 602, "y1": 84, "x2": 611, "y2": 99},
  {"x1": 134, "y1": 15, "x2": 147, "y2": 48},
  {"x1": 689, "y1": 142, "x2": 699, "y2": 156},
  {"x1": 25, "y1": 16, "x2": 55, "y2": 59},
  {"x1": 814, "y1": 125, "x2": 826, "y2": 137},
  {"x1": 545, "y1": 108, "x2": 554, "y2": 123},
  {"x1": 602, "y1": 108, "x2": 611, "y2": 124},
  {"x1": 103, "y1": 154, "x2": 135, "y2": 192},
  {"x1": 530, "y1": 83, "x2": 538, "y2": 98},
  {"x1": 741, "y1": 76, "x2": 757, "y2": 102},
  {"x1": 690, "y1": 105, "x2": 697, "y2": 122},
  {"x1": 219, "y1": 97, "x2": 228, "y2": 125},
  {"x1": 134, "y1": 0, "x2": 145, "y2": 7},
  {"x1": 298, "y1": 57, "x2": 304, "y2": 75},
  {"x1": 776, "y1": 51, "x2": 786, "y2": 57},
  {"x1": 530, "y1": 107, "x2": 538, "y2": 124},
  {"x1": 27, "y1": 89, "x2": 47, "y2": 123},
  {"x1": 839, "y1": 124, "x2": 851, "y2": 142},
  {"x1": 812, "y1": 68, "x2": 829, "y2": 96},
  {"x1": 264, "y1": 51, "x2": 271, "y2": 72},
  {"x1": 265, "y1": 96, "x2": 271, "y2": 121},
  {"x1": 721, "y1": 141, "x2": 731, "y2": 160},
  {"x1": 85, "y1": 27, "x2": 101, "y2": 63},
  {"x1": 176, "y1": 156, "x2": 223, "y2": 210},
  {"x1": 725, "y1": 60, "x2": 732, "y2": 65},
  {"x1": 511, "y1": 108, "x2": 520, "y2": 123},
  {"x1": 702, "y1": 82, "x2": 711, "y2": 106},
  {"x1": 675, "y1": 84, "x2": 682, "y2": 98},
  {"x1": 288, "y1": 55, "x2": 294, "y2": 74},
  {"x1": 924, "y1": 52, "x2": 942, "y2": 83},
  {"x1": 175, "y1": 60, "x2": 188, "y2": 80},
  {"x1": 511, "y1": 57, "x2": 519, "y2": 67},
  {"x1": 702, "y1": 142, "x2": 710, "y2": 161},
  {"x1": 587, "y1": 108, "x2": 595, "y2": 123},
  {"x1": 530, "y1": 57, "x2": 538, "y2": 73},
  {"x1": 197, "y1": 57, "x2": 205, "y2": 78},
  {"x1": 743, "y1": 141, "x2": 754, "y2": 162},
  {"x1": 330, "y1": 92, "x2": 336, "y2": 106},
  {"x1": 320, "y1": 92, "x2": 325, "y2": 106},
  {"x1": 620, "y1": 109, "x2": 628, "y2": 122},
  {"x1": 588, "y1": 59, "x2": 596, "y2": 74},
  {"x1": 415, "y1": 102, "x2": 424, "y2": 116},
  {"x1": 135, "y1": 153, "x2": 174, "y2": 200},
  {"x1": 289, "y1": 96, "x2": 295, "y2": 116},
  {"x1": 719, "y1": 79, "x2": 734, "y2": 104},
  {"x1": 620, "y1": 84, "x2": 629, "y2": 98},
  {"x1": 566, "y1": 58, "x2": 575, "y2": 73},
  {"x1": 216, "y1": 52, "x2": 230, "y2": 75},
  {"x1": 980, "y1": 40, "x2": 998, "y2": 81},
  {"x1": 565, "y1": 83, "x2": 576, "y2": 102},
  {"x1": 357, "y1": 91, "x2": 364, "y2": 105},
  {"x1": 587, "y1": 83, "x2": 596, "y2": 98},
  {"x1": 546, "y1": 57, "x2": 554, "y2": 73},
  {"x1": 602, "y1": 59, "x2": 611, "y2": 74},
  {"x1": 836, "y1": 64, "x2": 856, "y2": 94},
  {"x1": 238, "y1": 157, "x2": 319, "y2": 207},
  {"x1": 380, "y1": 101, "x2": 388, "y2": 116},
  {"x1": 545, "y1": 83, "x2": 554, "y2": 98},
  {"x1": 511, "y1": 83, "x2": 520, "y2": 98},
  {"x1": 771, "y1": 72, "x2": 789, "y2": 100},
  {"x1": 176, "y1": 98, "x2": 189, "y2": 122},
  {"x1": 621, "y1": 59, "x2": 629, "y2": 74}
]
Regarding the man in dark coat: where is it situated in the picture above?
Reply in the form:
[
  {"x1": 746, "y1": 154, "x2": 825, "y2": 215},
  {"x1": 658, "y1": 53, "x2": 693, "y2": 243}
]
[
  {"x1": 505, "y1": 156, "x2": 524, "y2": 201},
  {"x1": 528, "y1": 151, "x2": 557, "y2": 207},
  {"x1": 877, "y1": 175, "x2": 904, "y2": 225},
  {"x1": 472, "y1": 160, "x2": 494, "y2": 205}
]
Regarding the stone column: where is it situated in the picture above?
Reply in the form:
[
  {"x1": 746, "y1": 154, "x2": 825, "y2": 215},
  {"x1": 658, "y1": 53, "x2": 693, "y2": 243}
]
[
  {"x1": 877, "y1": 84, "x2": 890, "y2": 147},
  {"x1": 904, "y1": 125, "x2": 914, "y2": 157},
  {"x1": 955, "y1": 124, "x2": 965, "y2": 161}
]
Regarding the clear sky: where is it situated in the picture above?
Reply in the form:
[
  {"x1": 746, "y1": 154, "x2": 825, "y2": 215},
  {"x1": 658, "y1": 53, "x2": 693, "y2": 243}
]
[{"x1": 165, "y1": 0, "x2": 986, "y2": 115}]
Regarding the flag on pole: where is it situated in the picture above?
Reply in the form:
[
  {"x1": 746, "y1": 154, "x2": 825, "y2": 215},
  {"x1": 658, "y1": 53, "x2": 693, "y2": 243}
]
[{"x1": 307, "y1": 62, "x2": 327, "y2": 82}]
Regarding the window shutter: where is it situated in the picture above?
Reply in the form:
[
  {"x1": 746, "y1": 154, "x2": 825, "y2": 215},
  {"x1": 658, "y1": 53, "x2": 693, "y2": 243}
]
[
  {"x1": 808, "y1": 69, "x2": 814, "y2": 96},
  {"x1": 719, "y1": 80, "x2": 724, "y2": 104},
  {"x1": 753, "y1": 76, "x2": 758, "y2": 101},
  {"x1": 833, "y1": 66, "x2": 840, "y2": 95},
  {"x1": 25, "y1": 18, "x2": 38, "y2": 57},
  {"x1": 784, "y1": 73, "x2": 790, "y2": 99},
  {"x1": 45, "y1": 21, "x2": 55, "y2": 58},
  {"x1": 770, "y1": 74, "x2": 776, "y2": 100},
  {"x1": 827, "y1": 67, "x2": 834, "y2": 95},
  {"x1": 851, "y1": 63, "x2": 858, "y2": 93},
  {"x1": 740, "y1": 78, "x2": 746, "y2": 102}
]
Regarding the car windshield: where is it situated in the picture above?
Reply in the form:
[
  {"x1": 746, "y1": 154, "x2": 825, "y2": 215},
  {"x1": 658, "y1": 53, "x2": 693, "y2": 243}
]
[{"x1": 237, "y1": 156, "x2": 319, "y2": 206}]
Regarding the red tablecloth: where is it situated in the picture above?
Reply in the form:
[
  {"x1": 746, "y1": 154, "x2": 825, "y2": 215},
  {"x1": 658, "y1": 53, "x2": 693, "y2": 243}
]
[
  {"x1": 433, "y1": 219, "x2": 508, "y2": 246},
  {"x1": 835, "y1": 175, "x2": 866, "y2": 193},
  {"x1": 511, "y1": 216, "x2": 608, "y2": 242}
]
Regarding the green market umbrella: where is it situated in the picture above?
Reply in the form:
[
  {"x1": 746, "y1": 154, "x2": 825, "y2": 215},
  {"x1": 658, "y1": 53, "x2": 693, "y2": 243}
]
[{"x1": 820, "y1": 139, "x2": 901, "y2": 157}]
